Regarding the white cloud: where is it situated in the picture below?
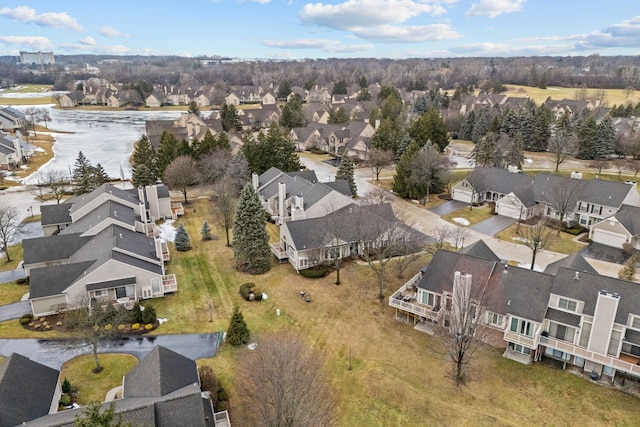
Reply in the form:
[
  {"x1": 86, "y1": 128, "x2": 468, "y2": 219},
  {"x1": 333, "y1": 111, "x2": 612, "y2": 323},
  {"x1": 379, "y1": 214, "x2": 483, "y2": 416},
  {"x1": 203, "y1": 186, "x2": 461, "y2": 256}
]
[
  {"x1": 350, "y1": 23, "x2": 461, "y2": 42},
  {"x1": 576, "y1": 15, "x2": 640, "y2": 50},
  {"x1": 60, "y1": 42, "x2": 132, "y2": 54},
  {"x1": 79, "y1": 36, "x2": 96, "y2": 46},
  {"x1": 263, "y1": 38, "x2": 374, "y2": 52},
  {"x1": 448, "y1": 41, "x2": 570, "y2": 56},
  {"x1": 465, "y1": 0, "x2": 525, "y2": 18},
  {"x1": 248, "y1": 0, "x2": 272, "y2": 3},
  {"x1": 300, "y1": 0, "x2": 446, "y2": 30},
  {"x1": 0, "y1": 35, "x2": 53, "y2": 50},
  {"x1": 299, "y1": 0, "x2": 460, "y2": 43},
  {"x1": 99, "y1": 26, "x2": 129, "y2": 37},
  {"x1": 0, "y1": 6, "x2": 83, "y2": 31}
]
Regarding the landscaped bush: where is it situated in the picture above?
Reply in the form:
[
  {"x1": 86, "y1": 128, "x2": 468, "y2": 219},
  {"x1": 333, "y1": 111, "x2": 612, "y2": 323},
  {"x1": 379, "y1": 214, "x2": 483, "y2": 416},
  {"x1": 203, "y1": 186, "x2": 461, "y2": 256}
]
[
  {"x1": 19, "y1": 313, "x2": 33, "y2": 325},
  {"x1": 239, "y1": 283, "x2": 262, "y2": 301},
  {"x1": 300, "y1": 265, "x2": 329, "y2": 279},
  {"x1": 564, "y1": 225, "x2": 586, "y2": 235},
  {"x1": 144, "y1": 323, "x2": 153, "y2": 330},
  {"x1": 16, "y1": 276, "x2": 29, "y2": 285},
  {"x1": 132, "y1": 323, "x2": 141, "y2": 330},
  {"x1": 61, "y1": 377, "x2": 71, "y2": 394},
  {"x1": 117, "y1": 324, "x2": 126, "y2": 330},
  {"x1": 130, "y1": 302, "x2": 143, "y2": 324},
  {"x1": 59, "y1": 394, "x2": 71, "y2": 407},
  {"x1": 141, "y1": 304, "x2": 157, "y2": 324}
]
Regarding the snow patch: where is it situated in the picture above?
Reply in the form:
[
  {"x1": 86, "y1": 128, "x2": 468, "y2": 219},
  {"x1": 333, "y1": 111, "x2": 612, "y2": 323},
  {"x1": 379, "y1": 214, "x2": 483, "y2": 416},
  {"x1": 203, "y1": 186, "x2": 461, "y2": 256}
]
[
  {"x1": 453, "y1": 217, "x2": 470, "y2": 226},
  {"x1": 157, "y1": 220, "x2": 176, "y2": 242},
  {"x1": 517, "y1": 263, "x2": 543, "y2": 272},
  {"x1": 157, "y1": 318, "x2": 169, "y2": 324},
  {"x1": 248, "y1": 343, "x2": 257, "y2": 350},
  {"x1": 525, "y1": 158, "x2": 533, "y2": 163}
]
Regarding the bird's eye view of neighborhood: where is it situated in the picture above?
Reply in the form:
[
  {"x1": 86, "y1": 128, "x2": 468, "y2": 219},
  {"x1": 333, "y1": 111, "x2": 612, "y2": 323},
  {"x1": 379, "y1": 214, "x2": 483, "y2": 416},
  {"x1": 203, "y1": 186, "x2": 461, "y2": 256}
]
[{"x1": 2, "y1": 1, "x2": 640, "y2": 426}]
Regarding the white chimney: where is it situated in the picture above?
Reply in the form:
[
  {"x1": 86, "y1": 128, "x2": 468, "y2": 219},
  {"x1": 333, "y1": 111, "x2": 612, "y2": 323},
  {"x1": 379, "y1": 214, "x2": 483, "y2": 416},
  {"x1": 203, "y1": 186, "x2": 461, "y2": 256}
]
[
  {"x1": 278, "y1": 182, "x2": 286, "y2": 224},
  {"x1": 252, "y1": 172, "x2": 259, "y2": 190}
]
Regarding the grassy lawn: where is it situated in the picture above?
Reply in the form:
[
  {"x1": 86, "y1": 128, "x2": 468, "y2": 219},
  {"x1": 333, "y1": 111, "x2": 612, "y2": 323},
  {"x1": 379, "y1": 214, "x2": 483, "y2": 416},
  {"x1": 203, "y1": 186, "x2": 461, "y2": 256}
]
[
  {"x1": 496, "y1": 223, "x2": 587, "y2": 255},
  {"x1": 0, "y1": 245, "x2": 23, "y2": 272},
  {"x1": 60, "y1": 354, "x2": 138, "y2": 405},
  {"x1": 0, "y1": 85, "x2": 54, "y2": 105},
  {"x1": 299, "y1": 151, "x2": 335, "y2": 162},
  {"x1": 0, "y1": 282, "x2": 29, "y2": 305},
  {"x1": 442, "y1": 206, "x2": 493, "y2": 226}
]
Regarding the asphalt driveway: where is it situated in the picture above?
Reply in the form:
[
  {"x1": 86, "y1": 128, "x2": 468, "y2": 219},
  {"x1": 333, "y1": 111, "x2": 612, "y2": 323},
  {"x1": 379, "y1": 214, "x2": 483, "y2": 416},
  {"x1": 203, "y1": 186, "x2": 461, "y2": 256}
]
[
  {"x1": 429, "y1": 200, "x2": 467, "y2": 216},
  {"x1": 0, "y1": 268, "x2": 26, "y2": 284},
  {"x1": 470, "y1": 215, "x2": 517, "y2": 236},
  {"x1": 0, "y1": 333, "x2": 220, "y2": 369},
  {"x1": 0, "y1": 301, "x2": 31, "y2": 322}
]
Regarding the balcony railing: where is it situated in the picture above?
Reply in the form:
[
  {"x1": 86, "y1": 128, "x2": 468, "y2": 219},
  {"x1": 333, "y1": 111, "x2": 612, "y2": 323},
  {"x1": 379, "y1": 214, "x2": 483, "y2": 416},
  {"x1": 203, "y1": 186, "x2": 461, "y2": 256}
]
[
  {"x1": 540, "y1": 335, "x2": 640, "y2": 376},
  {"x1": 214, "y1": 410, "x2": 231, "y2": 427},
  {"x1": 162, "y1": 274, "x2": 177, "y2": 293},
  {"x1": 171, "y1": 202, "x2": 184, "y2": 219},
  {"x1": 270, "y1": 242, "x2": 289, "y2": 260},
  {"x1": 389, "y1": 272, "x2": 440, "y2": 321},
  {"x1": 503, "y1": 331, "x2": 537, "y2": 349}
]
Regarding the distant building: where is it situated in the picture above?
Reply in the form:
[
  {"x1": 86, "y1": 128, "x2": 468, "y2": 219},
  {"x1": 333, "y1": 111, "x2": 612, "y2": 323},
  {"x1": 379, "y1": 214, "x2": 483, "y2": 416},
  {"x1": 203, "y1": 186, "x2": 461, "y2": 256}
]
[{"x1": 19, "y1": 51, "x2": 55, "y2": 66}]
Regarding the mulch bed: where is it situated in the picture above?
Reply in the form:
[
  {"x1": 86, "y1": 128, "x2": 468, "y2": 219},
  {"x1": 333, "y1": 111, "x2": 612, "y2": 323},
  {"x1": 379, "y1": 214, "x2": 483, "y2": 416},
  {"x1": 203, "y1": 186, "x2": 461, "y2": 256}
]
[{"x1": 20, "y1": 312, "x2": 159, "y2": 335}]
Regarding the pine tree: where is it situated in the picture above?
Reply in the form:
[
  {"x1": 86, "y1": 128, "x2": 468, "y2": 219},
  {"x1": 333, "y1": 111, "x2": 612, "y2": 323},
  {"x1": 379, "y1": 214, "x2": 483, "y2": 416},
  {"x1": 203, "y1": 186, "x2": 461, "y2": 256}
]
[
  {"x1": 471, "y1": 108, "x2": 489, "y2": 144},
  {"x1": 408, "y1": 108, "x2": 449, "y2": 152},
  {"x1": 458, "y1": 110, "x2": 475, "y2": 141},
  {"x1": 131, "y1": 135, "x2": 158, "y2": 187},
  {"x1": 201, "y1": 221, "x2": 212, "y2": 241},
  {"x1": 156, "y1": 131, "x2": 179, "y2": 176},
  {"x1": 226, "y1": 306, "x2": 250, "y2": 346},
  {"x1": 228, "y1": 151, "x2": 250, "y2": 194},
  {"x1": 393, "y1": 141, "x2": 421, "y2": 198},
  {"x1": 596, "y1": 116, "x2": 616, "y2": 159},
  {"x1": 73, "y1": 151, "x2": 96, "y2": 195},
  {"x1": 335, "y1": 155, "x2": 357, "y2": 197},
  {"x1": 232, "y1": 183, "x2": 271, "y2": 274},
  {"x1": 93, "y1": 163, "x2": 110, "y2": 186},
  {"x1": 174, "y1": 223, "x2": 191, "y2": 251}
]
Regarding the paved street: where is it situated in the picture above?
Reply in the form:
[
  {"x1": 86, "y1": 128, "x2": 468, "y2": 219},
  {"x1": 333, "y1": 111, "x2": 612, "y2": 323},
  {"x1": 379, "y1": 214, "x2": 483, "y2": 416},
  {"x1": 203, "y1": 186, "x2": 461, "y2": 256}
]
[
  {"x1": 0, "y1": 333, "x2": 220, "y2": 369},
  {"x1": 0, "y1": 301, "x2": 30, "y2": 322}
]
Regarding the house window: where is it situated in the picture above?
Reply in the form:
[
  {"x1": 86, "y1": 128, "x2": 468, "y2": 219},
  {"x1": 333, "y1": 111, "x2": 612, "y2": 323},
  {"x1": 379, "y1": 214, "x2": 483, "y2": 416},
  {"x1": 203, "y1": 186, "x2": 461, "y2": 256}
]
[
  {"x1": 421, "y1": 292, "x2": 441, "y2": 308},
  {"x1": 622, "y1": 342, "x2": 640, "y2": 357},
  {"x1": 558, "y1": 298, "x2": 577, "y2": 312},
  {"x1": 488, "y1": 312, "x2": 504, "y2": 327},
  {"x1": 509, "y1": 342, "x2": 531, "y2": 355},
  {"x1": 579, "y1": 322, "x2": 592, "y2": 347},
  {"x1": 574, "y1": 357, "x2": 585, "y2": 367},
  {"x1": 93, "y1": 289, "x2": 105, "y2": 298},
  {"x1": 510, "y1": 317, "x2": 534, "y2": 337},
  {"x1": 151, "y1": 278, "x2": 161, "y2": 293},
  {"x1": 632, "y1": 316, "x2": 640, "y2": 329},
  {"x1": 115, "y1": 285, "x2": 135, "y2": 299},
  {"x1": 548, "y1": 322, "x2": 575, "y2": 343},
  {"x1": 608, "y1": 330, "x2": 621, "y2": 356},
  {"x1": 602, "y1": 366, "x2": 615, "y2": 377}
]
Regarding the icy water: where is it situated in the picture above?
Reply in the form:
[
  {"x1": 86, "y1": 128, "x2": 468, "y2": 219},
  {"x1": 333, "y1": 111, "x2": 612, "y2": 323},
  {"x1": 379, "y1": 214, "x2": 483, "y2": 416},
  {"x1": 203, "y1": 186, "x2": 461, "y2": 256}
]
[{"x1": 15, "y1": 105, "x2": 181, "y2": 184}]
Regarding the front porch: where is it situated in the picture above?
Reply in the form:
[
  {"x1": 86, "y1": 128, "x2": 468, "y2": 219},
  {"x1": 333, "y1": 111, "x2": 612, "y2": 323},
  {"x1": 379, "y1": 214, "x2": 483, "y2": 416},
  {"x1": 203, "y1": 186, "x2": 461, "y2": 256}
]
[{"x1": 270, "y1": 242, "x2": 288, "y2": 261}]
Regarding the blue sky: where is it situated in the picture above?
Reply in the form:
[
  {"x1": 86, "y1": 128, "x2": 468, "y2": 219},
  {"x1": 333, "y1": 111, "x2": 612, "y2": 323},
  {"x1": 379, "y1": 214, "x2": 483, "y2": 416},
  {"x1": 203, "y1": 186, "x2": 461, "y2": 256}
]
[{"x1": 0, "y1": 1, "x2": 639, "y2": 59}]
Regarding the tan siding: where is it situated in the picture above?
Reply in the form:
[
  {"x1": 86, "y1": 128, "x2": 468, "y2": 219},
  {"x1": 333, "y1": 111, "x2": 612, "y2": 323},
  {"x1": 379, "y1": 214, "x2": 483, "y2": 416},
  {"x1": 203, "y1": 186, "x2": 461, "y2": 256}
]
[{"x1": 31, "y1": 295, "x2": 68, "y2": 316}]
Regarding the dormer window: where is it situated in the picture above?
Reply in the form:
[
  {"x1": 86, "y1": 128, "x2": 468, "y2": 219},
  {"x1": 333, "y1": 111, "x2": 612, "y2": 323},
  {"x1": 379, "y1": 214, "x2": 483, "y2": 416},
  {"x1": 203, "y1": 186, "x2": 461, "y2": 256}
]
[{"x1": 558, "y1": 297, "x2": 577, "y2": 312}]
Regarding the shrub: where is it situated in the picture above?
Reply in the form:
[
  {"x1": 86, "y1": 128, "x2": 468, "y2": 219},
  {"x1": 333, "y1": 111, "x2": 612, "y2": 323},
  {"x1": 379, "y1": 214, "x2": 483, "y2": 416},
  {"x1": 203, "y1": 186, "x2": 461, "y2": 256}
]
[
  {"x1": 59, "y1": 394, "x2": 71, "y2": 407},
  {"x1": 564, "y1": 225, "x2": 586, "y2": 236},
  {"x1": 240, "y1": 282, "x2": 262, "y2": 301},
  {"x1": 16, "y1": 277, "x2": 29, "y2": 285},
  {"x1": 19, "y1": 313, "x2": 33, "y2": 325},
  {"x1": 117, "y1": 324, "x2": 126, "y2": 330},
  {"x1": 199, "y1": 365, "x2": 218, "y2": 396},
  {"x1": 300, "y1": 265, "x2": 329, "y2": 279},
  {"x1": 130, "y1": 302, "x2": 143, "y2": 324},
  {"x1": 141, "y1": 304, "x2": 157, "y2": 324},
  {"x1": 62, "y1": 377, "x2": 71, "y2": 394},
  {"x1": 104, "y1": 324, "x2": 112, "y2": 331},
  {"x1": 132, "y1": 323, "x2": 141, "y2": 331},
  {"x1": 144, "y1": 323, "x2": 153, "y2": 330},
  {"x1": 226, "y1": 306, "x2": 250, "y2": 346}
]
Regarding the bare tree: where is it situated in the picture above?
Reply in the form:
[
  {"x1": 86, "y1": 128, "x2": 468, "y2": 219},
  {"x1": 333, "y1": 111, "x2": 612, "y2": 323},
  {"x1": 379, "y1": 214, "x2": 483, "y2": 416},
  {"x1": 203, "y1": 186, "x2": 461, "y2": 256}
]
[
  {"x1": 0, "y1": 206, "x2": 20, "y2": 262},
  {"x1": 164, "y1": 155, "x2": 199, "y2": 203},
  {"x1": 588, "y1": 159, "x2": 609, "y2": 175},
  {"x1": 427, "y1": 223, "x2": 453, "y2": 254},
  {"x1": 367, "y1": 148, "x2": 394, "y2": 181},
  {"x1": 212, "y1": 175, "x2": 237, "y2": 247},
  {"x1": 612, "y1": 158, "x2": 627, "y2": 179},
  {"x1": 24, "y1": 107, "x2": 39, "y2": 136},
  {"x1": 547, "y1": 176, "x2": 585, "y2": 235},
  {"x1": 235, "y1": 331, "x2": 337, "y2": 427},
  {"x1": 627, "y1": 158, "x2": 640, "y2": 178},
  {"x1": 198, "y1": 148, "x2": 231, "y2": 185},
  {"x1": 548, "y1": 129, "x2": 579, "y2": 172},
  {"x1": 519, "y1": 220, "x2": 555, "y2": 270},
  {"x1": 451, "y1": 226, "x2": 468, "y2": 252},
  {"x1": 34, "y1": 169, "x2": 69, "y2": 204},
  {"x1": 436, "y1": 271, "x2": 490, "y2": 385},
  {"x1": 37, "y1": 109, "x2": 52, "y2": 129}
]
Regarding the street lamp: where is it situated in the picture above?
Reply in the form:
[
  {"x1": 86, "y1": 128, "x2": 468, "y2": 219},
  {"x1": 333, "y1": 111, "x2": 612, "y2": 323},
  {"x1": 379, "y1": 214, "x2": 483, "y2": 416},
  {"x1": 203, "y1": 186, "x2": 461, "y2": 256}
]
[{"x1": 28, "y1": 206, "x2": 33, "y2": 217}]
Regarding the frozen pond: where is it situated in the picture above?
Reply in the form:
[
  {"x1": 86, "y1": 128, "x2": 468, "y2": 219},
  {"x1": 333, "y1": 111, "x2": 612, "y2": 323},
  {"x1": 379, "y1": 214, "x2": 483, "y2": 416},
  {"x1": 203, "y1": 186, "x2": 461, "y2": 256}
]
[{"x1": 12, "y1": 105, "x2": 182, "y2": 184}]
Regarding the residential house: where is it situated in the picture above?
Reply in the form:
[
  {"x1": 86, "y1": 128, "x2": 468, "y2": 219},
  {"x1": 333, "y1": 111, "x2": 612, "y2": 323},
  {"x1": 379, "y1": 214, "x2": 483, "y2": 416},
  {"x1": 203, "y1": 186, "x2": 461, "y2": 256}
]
[
  {"x1": 545, "y1": 98, "x2": 597, "y2": 121},
  {"x1": 0, "y1": 106, "x2": 26, "y2": 131},
  {"x1": 252, "y1": 167, "x2": 353, "y2": 226},
  {"x1": 0, "y1": 353, "x2": 61, "y2": 426},
  {"x1": 57, "y1": 92, "x2": 80, "y2": 108},
  {"x1": 345, "y1": 136, "x2": 372, "y2": 161},
  {"x1": 451, "y1": 167, "x2": 640, "y2": 227},
  {"x1": 308, "y1": 86, "x2": 331, "y2": 104},
  {"x1": 289, "y1": 127, "x2": 322, "y2": 151},
  {"x1": 274, "y1": 203, "x2": 422, "y2": 271},
  {"x1": 225, "y1": 92, "x2": 240, "y2": 106},
  {"x1": 19, "y1": 345, "x2": 230, "y2": 427},
  {"x1": 390, "y1": 245, "x2": 640, "y2": 382},
  {"x1": 261, "y1": 91, "x2": 276, "y2": 105},
  {"x1": 0, "y1": 131, "x2": 25, "y2": 170},
  {"x1": 145, "y1": 92, "x2": 165, "y2": 108},
  {"x1": 589, "y1": 204, "x2": 640, "y2": 249}
]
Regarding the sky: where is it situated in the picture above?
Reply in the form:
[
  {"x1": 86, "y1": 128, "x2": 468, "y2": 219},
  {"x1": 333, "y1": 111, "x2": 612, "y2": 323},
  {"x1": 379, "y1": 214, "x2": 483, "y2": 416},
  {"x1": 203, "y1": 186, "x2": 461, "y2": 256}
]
[{"x1": 0, "y1": 1, "x2": 639, "y2": 59}]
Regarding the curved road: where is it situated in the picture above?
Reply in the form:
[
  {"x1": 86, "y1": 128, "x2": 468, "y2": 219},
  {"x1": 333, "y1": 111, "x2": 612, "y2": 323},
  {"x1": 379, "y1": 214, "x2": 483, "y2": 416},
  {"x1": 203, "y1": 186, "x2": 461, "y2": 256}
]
[{"x1": 0, "y1": 333, "x2": 220, "y2": 369}]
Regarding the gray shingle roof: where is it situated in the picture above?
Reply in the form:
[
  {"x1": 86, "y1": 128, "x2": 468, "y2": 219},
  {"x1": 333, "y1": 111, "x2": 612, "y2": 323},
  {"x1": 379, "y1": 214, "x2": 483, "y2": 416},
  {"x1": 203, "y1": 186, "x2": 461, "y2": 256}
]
[
  {"x1": 545, "y1": 307, "x2": 582, "y2": 327},
  {"x1": 60, "y1": 200, "x2": 136, "y2": 235},
  {"x1": 124, "y1": 346, "x2": 199, "y2": 398},
  {"x1": 29, "y1": 260, "x2": 95, "y2": 298},
  {"x1": 611, "y1": 204, "x2": 640, "y2": 235},
  {"x1": 324, "y1": 180, "x2": 352, "y2": 197},
  {"x1": 40, "y1": 203, "x2": 72, "y2": 226},
  {"x1": 458, "y1": 240, "x2": 501, "y2": 262},
  {"x1": 0, "y1": 353, "x2": 59, "y2": 427},
  {"x1": 86, "y1": 276, "x2": 136, "y2": 291},
  {"x1": 69, "y1": 183, "x2": 140, "y2": 216},
  {"x1": 543, "y1": 253, "x2": 597, "y2": 276},
  {"x1": 22, "y1": 233, "x2": 90, "y2": 265}
]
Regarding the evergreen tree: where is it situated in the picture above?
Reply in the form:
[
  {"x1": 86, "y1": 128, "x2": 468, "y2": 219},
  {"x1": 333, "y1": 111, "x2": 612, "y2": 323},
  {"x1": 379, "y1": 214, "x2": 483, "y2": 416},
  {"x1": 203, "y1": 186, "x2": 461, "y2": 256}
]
[
  {"x1": 156, "y1": 131, "x2": 179, "y2": 176},
  {"x1": 458, "y1": 110, "x2": 476, "y2": 141},
  {"x1": 242, "y1": 124, "x2": 301, "y2": 174},
  {"x1": 408, "y1": 108, "x2": 449, "y2": 152},
  {"x1": 393, "y1": 141, "x2": 421, "y2": 197},
  {"x1": 372, "y1": 117, "x2": 404, "y2": 153},
  {"x1": 517, "y1": 109, "x2": 536, "y2": 150},
  {"x1": 131, "y1": 135, "x2": 158, "y2": 187},
  {"x1": 174, "y1": 223, "x2": 191, "y2": 251},
  {"x1": 93, "y1": 163, "x2": 110, "y2": 186},
  {"x1": 277, "y1": 80, "x2": 292, "y2": 100},
  {"x1": 74, "y1": 402, "x2": 131, "y2": 427},
  {"x1": 328, "y1": 107, "x2": 350, "y2": 124},
  {"x1": 530, "y1": 105, "x2": 551, "y2": 152},
  {"x1": 226, "y1": 306, "x2": 250, "y2": 346},
  {"x1": 188, "y1": 101, "x2": 201, "y2": 118},
  {"x1": 279, "y1": 94, "x2": 306, "y2": 129},
  {"x1": 358, "y1": 76, "x2": 368, "y2": 88},
  {"x1": 395, "y1": 134, "x2": 413, "y2": 161},
  {"x1": 471, "y1": 132, "x2": 499, "y2": 167},
  {"x1": 227, "y1": 151, "x2": 250, "y2": 193},
  {"x1": 221, "y1": 104, "x2": 242, "y2": 132},
  {"x1": 332, "y1": 80, "x2": 348, "y2": 96},
  {"x1": 73, "y1": 151, "x2": 96, "y2": 195},
  {"x1": 596, "y1": 116, "x2": 616, "y2": 159},
  {"x1": 232, "y1": 183, "x2": 271, "y2": 274},
  {"x1": 335, "y1": 155, "x2": 357, "y2": 197},
  {"x1": 577, "y1": 115, "x2": 599, "y2": 160},
  {"x1": 504, "y1": 133, "x2": 525, "y2": 169},
  {"x1": 471, "y1": 108, "x2": 490, "y2": 143},
  {"x1": 201, "y1": 221, "x2": 212, "y2": 241}
]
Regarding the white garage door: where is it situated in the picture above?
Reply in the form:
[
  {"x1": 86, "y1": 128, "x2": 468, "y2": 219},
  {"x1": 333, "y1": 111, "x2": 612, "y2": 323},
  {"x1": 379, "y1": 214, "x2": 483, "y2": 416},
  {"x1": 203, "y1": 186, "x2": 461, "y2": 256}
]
[
  {"x1": 496, "y1": 202, "x2": 521, "y2": 219},
  {"x1": 591, "y1": 229, "x2": 627, "y2": 249},
  {"x1": 452, "y1": 189, "x2": 472, "y2": 203}
]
